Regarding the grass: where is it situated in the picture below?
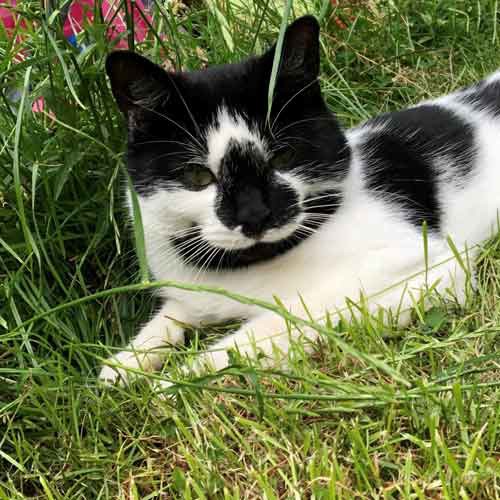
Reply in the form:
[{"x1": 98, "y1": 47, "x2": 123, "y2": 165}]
[{"x1": 0, "y1": 0, "x2": 499, "y2": 497}]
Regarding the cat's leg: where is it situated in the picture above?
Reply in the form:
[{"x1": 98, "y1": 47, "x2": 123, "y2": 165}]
[
  {"x1": 99, "y1": 300, "x2": 187, "y2": 384},
  {"x1": 156, "y1": 251, "x2": 468, "y2": 389},
  {"x1": 154, "y1": 308, "x2": 320, "y2": 392},
  {"x1": 183, "y1": 309, "x2": 318, "y2": 377},
  {"x1": 367, "y1": 254, "x2": 468, "y2": 326}
]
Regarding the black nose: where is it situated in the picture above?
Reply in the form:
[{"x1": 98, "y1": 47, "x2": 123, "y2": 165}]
[{"x1": 235, "y1": 188, "x2": 271, "y2": 238}]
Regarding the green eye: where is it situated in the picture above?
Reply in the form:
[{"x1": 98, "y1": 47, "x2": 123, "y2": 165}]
[
  {"x1": 270, "y1": 148, "x2": 295, "y2": 170},
  {"x1": 184, "y1": 165, "x2": 215, "y2": 189}
]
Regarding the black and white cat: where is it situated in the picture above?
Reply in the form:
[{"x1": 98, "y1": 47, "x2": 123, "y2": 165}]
[{"x1": 100, "y1": 15, "x2": 500, "y2": 385}]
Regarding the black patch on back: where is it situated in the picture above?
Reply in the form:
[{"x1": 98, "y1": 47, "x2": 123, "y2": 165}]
[
  {"x1": 460, "y1": 79, "x2": 500, "y2": 116},
  {"x1": 361, "y1": 104, "x2": 476, "y2": 230}
]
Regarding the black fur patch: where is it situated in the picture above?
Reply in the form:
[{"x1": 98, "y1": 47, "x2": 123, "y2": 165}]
[
  {"x1": 361, "y1": 104, "x2": 475, "y2": 230},
  {"x1": 460, "y1": 79, "x2": 500, "y2": 116}
]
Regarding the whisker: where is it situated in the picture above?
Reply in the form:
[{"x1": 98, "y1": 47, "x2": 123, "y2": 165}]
[
  {"x1": 274, "y1": 135, "x2": 318, "y2": 148},
  {"x1": 134, "y1": 101, "x2": 206, "y2": 153},
  {"x1": 303, "y1": 212, "x2": 333, "y2": 218},
  {"x1": 270, "y1": 79, "x2": 317, "y2": 137},
  {"x1": 288, "y1": 192, "x2": 342, "y2": 210},
  {"x1": 304, "y1": 204, "x2": 341, "y2": 210},
  {"x1": 274, "y1": 116, "x2": 336, "y2": 137},
  {"x1": 181, "y1": 241, "x2": 212, "y2": 269},
  {"x1": 192, "y1": 243, "x2": 218, "y2": 280},
  {"x1": 144, "y1": 151, "x2": 194, "y2": 169},
  {"x1": 133, "y1": 139, "x2": 203, "y2": 152},
  {"x1": 198, "y1": 246, "x2": 221, "y2": 279},
  {"x1": 303, "y1": 193, "x2": 341, "y2": 204}
]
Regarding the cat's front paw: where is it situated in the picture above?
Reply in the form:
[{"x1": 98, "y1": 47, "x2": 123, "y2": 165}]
[
  {"x1": 98, "y1": 350, "x2": 145, "y2": 385},
  {"x1": 153, "y1": 378, "x2": 175, "y2": 399}
]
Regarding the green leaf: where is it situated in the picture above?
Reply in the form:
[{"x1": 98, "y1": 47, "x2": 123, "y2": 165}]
[
  {"x1": 267, "y1": 0, "x2": 293, "y2": 122},
  {"x1": 172, "y1": 466, "x2": 187, "y2": 493},
  {"x1": 126, "y1": 172, "x2": 149, "y2": 283},
  {"x1": 42, "y1": 23, "x2": 86, "y2": 109},
  {"x1": 424, "y1": 307, "x2": 447, "y2": 331},
  {"x1": 13, "y1": 66, "x2": 40, "y2": 264}
]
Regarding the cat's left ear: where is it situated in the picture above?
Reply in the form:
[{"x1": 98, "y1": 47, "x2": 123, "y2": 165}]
[
  {"x1": 278, "y1": 15, "x2": 320, "y2": 82},
  {"x1": 106, "y1": 50, "x2": 172, "y2": 114}
]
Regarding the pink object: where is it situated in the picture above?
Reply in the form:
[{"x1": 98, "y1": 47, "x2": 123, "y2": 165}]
[
  {"x1": 62, "y1": 0, "x2": 94, "y2": 40},
  {"x1": 62, "y1": 0, "x2": 153, "y2": 49},
  {"x1": 31, "y1": 96, "x2": 56, "y2": 121},
  {"x1": 103, "y1": 0, "x2": 152, "y2": 48},
  {"x1": 0, "y1": 0, "x2": 18, "y2": 31},
  {"x1": 0, "y1": 0, "x2": 154, "y2": 56},
  {"x1": 0, "y1": 0, "x2": 28, "y2": 61},
  {"x1": 1, "y1": 0, "x2": 156, "y2": 116}
]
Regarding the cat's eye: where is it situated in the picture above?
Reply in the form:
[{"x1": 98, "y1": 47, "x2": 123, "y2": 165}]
[
  {"x1": 270, "y1": 148, "x2": 296, "y2": 171},
  {"x1": 183, "y1": 165, "x2": 215, "y2": 189}
]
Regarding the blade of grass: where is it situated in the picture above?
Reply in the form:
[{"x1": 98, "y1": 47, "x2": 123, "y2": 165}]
[
  {"x1": 13, "y1": 66, "x2": 40, "y2": 264},
  {"x1": 126, "y1": 171, "x2": 149, "y2": 283},
  {"x1": 42, "y1": 22, "x2": 86, "y2": 109},
  {"x1": 206, "y1": 0, "x2": 235, "y2": 53},
  {"x1": 5, "y1": 276, "x2": 408, "y2": 386},
  {"x1": 267, "y1": 0, "x2": 293, "y2": 122}
]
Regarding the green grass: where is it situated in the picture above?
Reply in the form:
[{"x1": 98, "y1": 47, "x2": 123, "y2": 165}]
[{"x1": 1, "y1": 0, "x2": 499, "y2": 497}]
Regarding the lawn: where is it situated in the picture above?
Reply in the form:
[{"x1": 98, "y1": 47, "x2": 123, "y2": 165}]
[{"x1": 0, "y1": 0, "x2": 499, "y2": 498}]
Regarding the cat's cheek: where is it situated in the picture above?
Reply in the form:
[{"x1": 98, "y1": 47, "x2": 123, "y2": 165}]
[{"x1": 184, "y1": 186, "x2": 218, "y2": 218}]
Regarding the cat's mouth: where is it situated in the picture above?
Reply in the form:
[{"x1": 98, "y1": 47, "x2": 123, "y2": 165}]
[
  {"x1": 171, "y1": 223, "x2": 304, "y2": 269},
  {"x1": 201, "y1": 218, "x2": 303, "y2": 250},
  {"x1": 169, "y1": 189, "x2": 342, "y2": 269},
  {"x1": 170, "y1": 213, "x2": 322, "y2": 270}
]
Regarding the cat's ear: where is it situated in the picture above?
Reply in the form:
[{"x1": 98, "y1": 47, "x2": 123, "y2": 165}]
[
  {"x1": 106, "y1": 51, "x2": 172, "y2": 114},
  {"x1": 279, "y1": 15, "x2": 320, "y2": 81}
]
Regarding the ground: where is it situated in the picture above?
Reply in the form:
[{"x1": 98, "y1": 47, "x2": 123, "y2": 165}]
[{"x1": 0, "y1": 0, "x2": 499, "y2": 498}]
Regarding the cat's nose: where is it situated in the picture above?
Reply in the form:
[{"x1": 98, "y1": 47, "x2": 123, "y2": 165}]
[{"x1": 235, "y1": 190, "x2": 271, "y2": 239}]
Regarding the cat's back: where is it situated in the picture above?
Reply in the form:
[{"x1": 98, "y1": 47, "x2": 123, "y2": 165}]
[{"x1": 348, "y1": 72, "x2": 500, "y2": 245}]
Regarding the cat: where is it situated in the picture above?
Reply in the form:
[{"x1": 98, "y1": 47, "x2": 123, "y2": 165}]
[{"x1": 99, "y1": 15, "x2": 500, "y2": 387}]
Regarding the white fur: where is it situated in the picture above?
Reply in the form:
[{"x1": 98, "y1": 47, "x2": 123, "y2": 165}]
[{"x1": 100, "y1": 87, "x2": 500, "y2": 386}]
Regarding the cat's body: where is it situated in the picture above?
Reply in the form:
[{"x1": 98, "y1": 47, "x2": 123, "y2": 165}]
[{"x1": 100, "y1": 16, "x2": 500, "y2": 384}]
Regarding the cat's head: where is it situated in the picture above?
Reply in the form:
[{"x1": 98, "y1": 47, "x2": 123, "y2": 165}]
[{"x1": 107, "y1": 15, "x2": 350, "y2": 269}]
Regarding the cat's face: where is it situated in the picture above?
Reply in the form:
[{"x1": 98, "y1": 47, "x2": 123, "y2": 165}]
[{"x1": 107, "y1": 16, "x2": 350, "y2": 269}]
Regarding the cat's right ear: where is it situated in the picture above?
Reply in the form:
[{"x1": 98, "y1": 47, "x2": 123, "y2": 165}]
[
  {"x1": 106, "y1": 51, "x2": 171, "y2": 114},
  {"x1": 279, "y1": 15, "x2": 320, "y2": 82}
]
